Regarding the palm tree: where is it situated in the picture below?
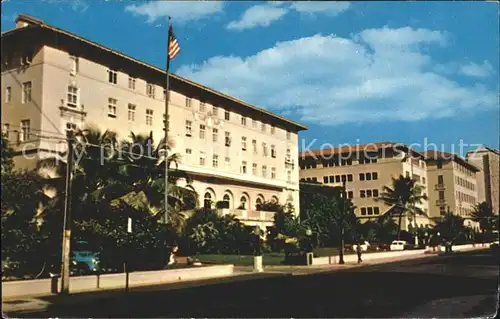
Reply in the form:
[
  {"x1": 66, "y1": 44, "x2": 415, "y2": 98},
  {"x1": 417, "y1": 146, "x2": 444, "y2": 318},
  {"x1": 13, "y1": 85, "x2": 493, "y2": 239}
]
[
  {"x1": 470, "y1": 202, "x2": 495, "y2": 233},
  {"x1": 376, "y1": 175, "x2": 427, "y2": 241},
  {"x1": 110, "y1": 131, "x2": 198, "y2": 234}
]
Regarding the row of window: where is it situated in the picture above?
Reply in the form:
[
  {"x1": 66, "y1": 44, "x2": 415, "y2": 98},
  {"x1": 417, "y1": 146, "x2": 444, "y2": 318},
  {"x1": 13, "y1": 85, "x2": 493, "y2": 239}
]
[
  {"x1": 189, "y1": 148, "x2": 292, "y2": 182},
  {"x1": 405, "y1": 172, "x2": 427, "y2": 185},
  {"x1": 2, "y1": 120, "x2": 31, "y2": 142},
  {"x1": 323, "y1": 174, "x2": 353, "y2": 183},
  {"x1": 203, "y1": 192, "x2": 280, "y2": 211},
  {"x1": 360, "y1": 207, "x2": 381, "y2": 216},
  {"x1": 301, "y1": 157, "x2": 378, "y2": 169},
  {"x1": 456, "y1": 191, "x2": 476, "y2": 205},
  {"x1": 454, "y1": 162, "x2": 474, "y2": 177},
  {"x1": 359, "y1": 189, "x2": 379, "y2": 198},
  {"x1": 4, "y1": 82, "x2": 32, "y2": 104},
  {"x1": 455, "y1": 176, "x2": 475, "y2": 191}
]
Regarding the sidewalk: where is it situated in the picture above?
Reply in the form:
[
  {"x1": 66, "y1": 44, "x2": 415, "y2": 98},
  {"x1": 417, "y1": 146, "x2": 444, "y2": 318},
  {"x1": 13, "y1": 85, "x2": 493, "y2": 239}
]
[{"x1": 2, "y1": 248, "x2": 489, "y2": 315}]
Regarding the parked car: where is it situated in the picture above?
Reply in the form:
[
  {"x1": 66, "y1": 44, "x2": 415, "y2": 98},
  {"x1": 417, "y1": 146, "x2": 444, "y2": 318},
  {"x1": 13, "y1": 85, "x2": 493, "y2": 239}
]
[
  {"x1": 353, "y1": 241, "x2": 371, "y2": 252},
  {"x1": 71, "y1": 240, "x2": 100, "y2": 275},
  {"x1": 390, "y1": 240, "x2": 409, "y2": 251}
]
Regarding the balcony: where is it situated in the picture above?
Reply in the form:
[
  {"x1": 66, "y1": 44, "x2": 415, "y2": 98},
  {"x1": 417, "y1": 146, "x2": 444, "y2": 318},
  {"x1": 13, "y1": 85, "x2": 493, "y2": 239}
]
[
  {"x1": 218, "y1": 208, "x2": 275, "y2": 222},
  {"x1": 435, "y1": 199, "x2": 446, "y2": 206},
  {"x1": 434, "y1": 184, "x2": 446, "y2": 191},
  {"x1": 285, "y1": 158, "x2": 295, "y2": 169}
]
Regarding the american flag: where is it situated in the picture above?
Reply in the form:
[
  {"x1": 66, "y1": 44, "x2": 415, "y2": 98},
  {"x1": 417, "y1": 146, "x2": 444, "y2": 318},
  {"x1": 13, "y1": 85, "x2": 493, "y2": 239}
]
[{"x1": 168, "y1": 25, "x2": 180, "y2": 60}]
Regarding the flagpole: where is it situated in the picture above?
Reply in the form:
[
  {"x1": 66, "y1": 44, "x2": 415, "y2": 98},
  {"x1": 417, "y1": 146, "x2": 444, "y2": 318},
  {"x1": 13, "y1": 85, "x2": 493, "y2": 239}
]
[{"x1": 164, "y1": 16, "x2": 172, "y2": 224}]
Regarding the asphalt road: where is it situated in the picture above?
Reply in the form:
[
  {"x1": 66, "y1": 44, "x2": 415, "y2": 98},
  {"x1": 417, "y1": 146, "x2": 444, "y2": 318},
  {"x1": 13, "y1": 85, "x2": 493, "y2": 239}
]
[{"x1": 7, "y1": 249, "x2": 500, "y2": 318}]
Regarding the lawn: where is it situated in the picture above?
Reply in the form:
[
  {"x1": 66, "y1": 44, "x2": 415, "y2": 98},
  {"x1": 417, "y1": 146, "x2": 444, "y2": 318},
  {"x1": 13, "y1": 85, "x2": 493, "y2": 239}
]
[{"x1": 194, "y1": 253, "x2": 286, "y2": 266}]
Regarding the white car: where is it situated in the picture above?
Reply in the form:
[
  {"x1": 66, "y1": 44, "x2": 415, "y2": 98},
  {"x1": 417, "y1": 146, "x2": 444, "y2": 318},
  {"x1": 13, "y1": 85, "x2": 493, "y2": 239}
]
[
  {"x1": 390, "y1": 240, "x2": 408, "y2": 251},
  {"x1": 353, "y1": 241, "x2": 370, "y2": 252}
]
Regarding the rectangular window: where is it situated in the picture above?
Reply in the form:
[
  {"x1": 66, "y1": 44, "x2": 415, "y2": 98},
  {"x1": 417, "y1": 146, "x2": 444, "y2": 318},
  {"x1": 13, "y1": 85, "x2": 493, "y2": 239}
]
[
  {"x1": 199, "y1": 124, "x2": 206, "y2": 139},
  {"x1": 287, "y1": 170, "x2": 292, "y2": 183},
  {"x1": 128, "y1": 104, "x2": 136, "y2": 122},
  {"x1": 199, "y1": 101, "x2": 206, "y2": 112},
  {"x1": 271, "y1": 125, "x2": 275, "y2": 135},
  {"x1": 437, "y1": 161, "x2": 443, "y2": 169},
  {"x1": 323, "y1": 176, "x2": 329, "y2": 183},
  {"x1": 213, "y1": 155, "x2": 219, "y2": 168},
  {"x1": 439, "y1": 191, "x2": 445, "y2": 200},
  {"x1": 366, "y1": 190, "x2": 372, "y2": 197},
  {"x1": 3, "y1": 123, "x2": 9, "y2": 138},
  {"x1": 271, "y1": 145, "x2": 276, "y2": 158},
  {"x1": 224, "y1": 110, "x2": 230, "y2": 121},
  {"x1": 286, "y1": 148, "x2": 291, "y2": 162},
  {"x1": 67, "y1": 86, "x2": 78, "y2": 108},
  {"x1": 128, "y1": 76, "x2": 136, "y2": 90},
  {"x1": 241, "y1": 161, "x2": 247, "y2": 174},
  {"x1": 373, "y1": 189, "x2": 379, "y2": 197},
  {"x1": 372, "y1": 172, "x2": 378, "y2": 180},
  {"x1": 241, "y1": 116, "x2": 247, "y2": 126},
  {"x1": 5, "y1": 86, "x2": 11, "y2": 103},
  {"x1": 212, "y1": 105, "x2": 218, "y2": 116},
  {"x1": 271, "y1": 167, "x2": 276, "y2": 179},
  {"x1": 359, "y1": 173, "x2": 365, "y2": 181},
  {"x1": 329, "y1": 176, "x2": 334, "y2": 183},
  {"x1": 145, "y1": 109, "x2": 153, "y2": 125},
  {"x1": 199, "y1": 154, "x2": 206, "y2": 166},
  {"x1": 348, "y1": 191, "x2": 354, "y2": 199},
  {"x1": 212, "y1": 128, "x2": 218, "y2": 142},
  {"x1": 22, "y1": 81, "x2": 32, "y2": 103},
  {"x1": 440, "y1": 207, "x2": 446, "y2": 216},
  {"x1": 252, "y1": 119, "x2": 257, "y2": 129},
  {"x1": 335, "y1": 175, "x2": 341, "y2": 183},
  {"x1": 341, "y1": 175, "x2": 347, "y2": 182},
  {"x1": 252, "y1": 139, "x2": 257, "y2": 154},
  {"x1": 225, "y1": 132, "x2": 231, "y2": 146},
  {"x1": 252, "y1": 163, "x2": 257, "y2": 175},
  {"x1": 185, "y1": 97, "x2": 192, "y2": 108},
  {"x1": 185, "y1": 120, "x2": 192, "y2": 136},
  {"x1": 261, "y1": 122, "x2": 266, "y2": 132},
  {"x1": 366, "y1": 173, "x2": 372, "y2": 181},
  {"x1": 262, "y1": 143, "x2": 268, "y2": 156},
  {"x1": 361, "y1": 208, "x2": 367, "y2": 216},
  {"x1": 20, "y1": 120, "x2": 30, "y2": 142},
  {"x1": 242, "y1": 136, "x2": 247, "y2": 150},
  {"x1": 347, "y1": 174, "x2": 353, "y2": 182},
  {"x1": 286, "y1": 131, "x2": 291, "y2": 140},
  {"x1": 438, "y1": 175, "x2": 444, "y2": 184},
  {"x1": 146, "y1": 83, "x2": 155, "y2": 98},
  {"x1": 262, "y1": 165, "x2": 267, "y2": 178},
  {"x1": 367, "y1": 207, "x2": 373, "y2": 215},
  {"x1": 225, "y1": 156, "x2": 230, "y2": 168},
  {"x1": 70, "y1": 56, "x2": 79, "y2": 74},
  {"x1": 374, "y1": 207, "x2": 380, "y2": 215},
  {"x1": 108, "y1": 98, "x2": 117, "y2": 117},
  {"x1": 360, "y1": 190, "x2": 366, "y2": 198},
  {"x1": 108, "y1": 69, "x2": 117, "y2": 84}
]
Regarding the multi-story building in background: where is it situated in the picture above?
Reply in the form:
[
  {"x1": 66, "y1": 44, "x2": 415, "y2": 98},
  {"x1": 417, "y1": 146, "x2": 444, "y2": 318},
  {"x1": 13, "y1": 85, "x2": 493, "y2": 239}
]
[
  {"x1": 466, "y1": 146, "x2": 500, "y2": 215},
  {"x1": 299, "y1": 142, "x2": 432, "y2": 230},
  {"x1": 1, "y1": 14, "x2": 307, "y2": 230},
  {"x1": 424, "y1": 151, "x2": 480, "y2": 228}
]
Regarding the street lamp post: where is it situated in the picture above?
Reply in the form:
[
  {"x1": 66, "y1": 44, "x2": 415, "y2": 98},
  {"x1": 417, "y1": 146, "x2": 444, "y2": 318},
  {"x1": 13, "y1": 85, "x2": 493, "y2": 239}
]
[{"x1": 338, "y1": 180, "x2": 347, "y2": 264}]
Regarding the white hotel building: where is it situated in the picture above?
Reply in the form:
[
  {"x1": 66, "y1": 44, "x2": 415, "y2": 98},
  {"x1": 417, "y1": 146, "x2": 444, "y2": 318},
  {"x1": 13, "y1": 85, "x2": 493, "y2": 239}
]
[{"x1": 1, "y1": 15, "x2": 307, "y2": 229}]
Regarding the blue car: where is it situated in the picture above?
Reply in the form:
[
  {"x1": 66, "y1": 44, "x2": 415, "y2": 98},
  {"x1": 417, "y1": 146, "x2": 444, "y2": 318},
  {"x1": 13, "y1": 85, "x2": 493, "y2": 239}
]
[{"x1": 71, "y1": 240, "x2": 100, "y2": 275}]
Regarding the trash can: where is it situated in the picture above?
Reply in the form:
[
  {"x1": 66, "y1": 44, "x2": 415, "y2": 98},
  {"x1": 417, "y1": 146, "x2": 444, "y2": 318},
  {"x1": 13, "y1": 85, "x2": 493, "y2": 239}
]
[{"x1": 49, "y1": 272, "x2": 60, "y2": 294}]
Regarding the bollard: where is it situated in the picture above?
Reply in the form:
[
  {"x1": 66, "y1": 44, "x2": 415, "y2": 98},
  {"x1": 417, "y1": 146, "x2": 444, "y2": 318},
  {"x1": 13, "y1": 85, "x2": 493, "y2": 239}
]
[
  {"x1": 49, "y1": 273, "x2": 60, "y2": 294},
  {"x1": 253, "y1": 255, "x2": 263, "y2": 272}
]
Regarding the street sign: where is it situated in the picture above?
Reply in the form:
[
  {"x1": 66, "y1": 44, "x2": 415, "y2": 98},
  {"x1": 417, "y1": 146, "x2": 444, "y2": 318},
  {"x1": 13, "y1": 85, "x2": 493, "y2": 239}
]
[{"x1": 127, "y1": 217, "x2": 132, "y2": 233}]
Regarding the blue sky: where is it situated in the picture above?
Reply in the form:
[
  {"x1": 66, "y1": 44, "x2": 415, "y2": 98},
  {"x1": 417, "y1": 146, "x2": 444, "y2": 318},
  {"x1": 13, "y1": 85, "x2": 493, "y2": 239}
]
[{"x1": 2, "y1": 0, "x2": 499, "y2": 156}]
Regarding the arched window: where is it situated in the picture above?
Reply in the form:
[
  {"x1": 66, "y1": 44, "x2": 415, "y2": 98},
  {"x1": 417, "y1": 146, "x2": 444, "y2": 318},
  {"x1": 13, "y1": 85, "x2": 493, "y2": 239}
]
[
  {"x1": 239, "y1": 196, "x2": 247, "y2": 209},
  {"x1": 222, "y1": 194, "x2": 230, "y2": 209},
  {"x1": 256, "y1": 198, "x2": 263, "y2": 210},
  {"x1": 204, "y1": 192, "x2": 212, "y2": 209}
]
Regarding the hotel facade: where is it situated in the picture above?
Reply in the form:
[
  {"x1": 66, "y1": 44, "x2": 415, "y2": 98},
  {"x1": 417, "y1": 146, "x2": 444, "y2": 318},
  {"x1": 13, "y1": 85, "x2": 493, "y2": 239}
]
[
  {"x1": 299, "y1": 142, "x2": 432, "y2": 230},
  {"x1": 466, "y1": 146, "x2": 500, "y2": 215},
  {"x1": 1, "y1": 15, "x2": 307, "y2": 230}
]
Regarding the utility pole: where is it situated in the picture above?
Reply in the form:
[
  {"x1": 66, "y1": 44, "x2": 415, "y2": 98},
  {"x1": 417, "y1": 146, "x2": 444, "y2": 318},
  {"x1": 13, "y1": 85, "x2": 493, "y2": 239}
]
[
  {"x1": 60, "y1": 129, "x2": 74, "y2": 295},
  {"x1": 338, "y1": 180, "x2": 346, "y2": 264}
]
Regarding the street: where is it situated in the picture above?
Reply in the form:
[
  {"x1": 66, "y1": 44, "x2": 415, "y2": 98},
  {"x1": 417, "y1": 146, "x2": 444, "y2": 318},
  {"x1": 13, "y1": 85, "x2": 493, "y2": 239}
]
[{"x1": 5, "y1": 249, "x2": 499, "y2": 318}]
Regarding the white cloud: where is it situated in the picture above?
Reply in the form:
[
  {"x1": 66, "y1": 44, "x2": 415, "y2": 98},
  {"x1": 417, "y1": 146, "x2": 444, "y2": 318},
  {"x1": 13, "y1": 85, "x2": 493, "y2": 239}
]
[
  {"x1": 177, "y1": 26, "x2": 497, "y2": 126},
  {"x1": 290, "y1": 1, "x2": 351, "y2": 16},
  {"x1": 42, "y1": 0, "x2": 89, "y2": 12},
  {"x1": 459, "y1": 61, "x2": 495, "y2": 78},
  {"x1": 227, "y1": 3, "x2": 288, "y2": 30},
  {"x1": 227, "y1": 1, "x2": 350, "y2": 31},
  {"x1": 125, "y1": 1, "x2": 224, "y2": 24}
]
